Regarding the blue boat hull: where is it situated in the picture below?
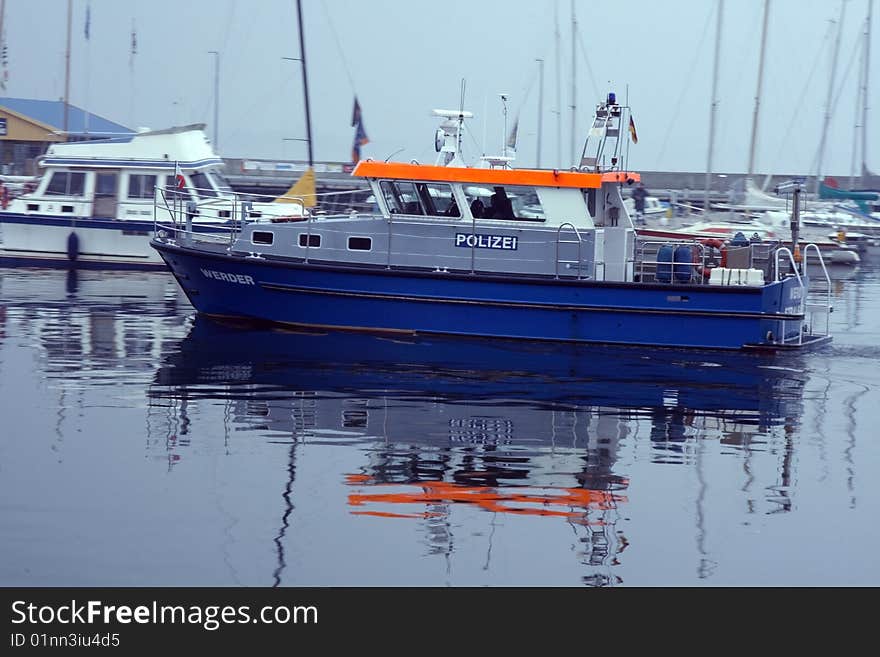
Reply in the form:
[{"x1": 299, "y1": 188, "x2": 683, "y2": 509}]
[
  {"x1": 154, "y1": 316, "x2": 806, "y2": 424},
  {"x1": 153, "y1": 240, "x2": 814, "y2": 350}
]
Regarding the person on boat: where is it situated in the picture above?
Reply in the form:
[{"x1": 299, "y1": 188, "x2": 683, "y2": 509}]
[
  {"x1": 485, "y1": 186, "x2": 514, "y2": 219},
  {"x1": 632, "y1": 182, "x2": 648, "y2": 223},
  {"x1": 470, "y1": 198, "x2": 485, "y2": 218},
  {"x1": 445, "y1": 198, "x2": 461, "y2": 217}
]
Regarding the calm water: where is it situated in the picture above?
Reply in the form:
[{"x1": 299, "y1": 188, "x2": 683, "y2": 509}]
[{"x1": 1, "y1": 264, "x2": 878, "y2": 587}]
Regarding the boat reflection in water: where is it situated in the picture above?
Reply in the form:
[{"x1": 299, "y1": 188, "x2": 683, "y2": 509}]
[
  {"x1": 0, "y1": 267, "x2": 188, "y2": 381},
  {"x1": 151, "y1": 317, "x2": 808, "y2": 584}
]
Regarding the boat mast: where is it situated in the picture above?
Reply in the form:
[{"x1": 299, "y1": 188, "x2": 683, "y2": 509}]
[
  {"x1": 747, "y1": 0, "x2": 771, "y2": 179},
  {"x1": 209, "y1": 50, "x2": 219, "y2": 150},
  {"x1": 536, "y1": 57, "x2": 544, "y2": 168},
  {"x1": 569, "y1": 0, "x2": 577, "y2": 167},
  {"x1": 860, "y1": 0, "x2": 873, "y2": 185},
  {"x1": 851, "y1": 23, "x2": 865, "y2": 189},
  {"x1": 295, "y1": 0, "x2": 313, "y2": 167},
  {"x1": 0, "y1": 1, "x2": 5, "y2": 90},
  {"x1": 704, "y1": 0, "x2": 723, "y2": 212},
  {"x1": 554, "y1": 1, "x2": 562, "y2": 166},
  {"x1": 63, "y1": 0, "x2": 72, "y2": 135},
  {"x1": 815, "y1": 0, "x2": 847, "y2": 195}
]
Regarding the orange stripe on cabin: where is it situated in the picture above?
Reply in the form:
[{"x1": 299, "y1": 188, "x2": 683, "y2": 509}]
[{"x1": 352, "y1": 160, "x2": 640, "y2": 189}]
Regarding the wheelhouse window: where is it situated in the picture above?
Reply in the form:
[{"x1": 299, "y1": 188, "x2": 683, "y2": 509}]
[
  {"x1": 44, "y1": 171, "x2": 86, "y2": 196},
  {"x1": 464, "y1": 184, "x2": 545, "y2": 221},
  {"x1": 127, "y1": 174, "x2": 157, "y2": 199},
  {"x1": 299, "y1": 233, "x2": 321, "y2": 247},
  {"x1": 190, "y1": 171, "x2": 218, "y2": 198},
  {"x1": 380, "y1": 180, "x2": 459, "y2": 217},
  {"x1": 348, "y1": 236, "x2": 372, "y2": 251}
]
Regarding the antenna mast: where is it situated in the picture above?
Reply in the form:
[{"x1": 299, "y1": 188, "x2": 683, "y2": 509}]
[{"x1": 570, "y1": 0, "x2": 577, "y2": 167}]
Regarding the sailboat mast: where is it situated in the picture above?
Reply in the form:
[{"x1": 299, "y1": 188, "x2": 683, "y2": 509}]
[
  {"x1": 815, "y1": 0, "x2": 847, "y2": 195},
  {"x1": 705, "y1": 0, "x2": 723, "y2": 212},
  {"x1": 570, "y1": 0, "x2": 576, "y2": 167},
  {"x1": 0, "y1": 1, "x2": 5, "y2": 78},
  {"x1": 536, "y1": 58, "x2": 544, "y2": 168},
  {"x1": 63, "y1": 0, "x2": 72, "y2": 135},
  {"x1": 554, "y1": 0, "x2": 562, "y2": 166},
  {"x1": 851, "y1": 26, "x2": 865, "y2": 188},
  {"x1": 747, "y1": 0, "x2": 771, "y2": 179},
  {"x1": 861, "y1": 0, "x2": 873, "y2": 185},
  {"x1": 295, "y1": 0, "x2": 313, "y2": 167}
]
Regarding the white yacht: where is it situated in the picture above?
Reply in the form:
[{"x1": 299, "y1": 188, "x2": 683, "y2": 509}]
[{"x1": 0, "y1": 124, "x2": 302, "y2": 268}]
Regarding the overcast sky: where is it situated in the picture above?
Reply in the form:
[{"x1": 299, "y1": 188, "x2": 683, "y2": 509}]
[{"x1": 4, "y1": 0, "x2": 877, "y2": 178}]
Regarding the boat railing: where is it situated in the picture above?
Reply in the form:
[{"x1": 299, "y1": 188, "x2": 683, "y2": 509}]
[
  {"x1": 153, "y1": 187, "x2": 252, "y2": 247},
  {"x1": 635, "y1": 239, "x2": 716, "y2": 284},
  {"x1": 153, "y1": 186, "x2": 321, "y2": 247},
  {"x1": 796, "y1": 243, "x2": 833, "y2": 342},
  {"x1": 555, "y1": 223, "x2": 585, "y2": 279},
  {"x1": 770, "y1": 247, "x2": 808, "y2": 346}
]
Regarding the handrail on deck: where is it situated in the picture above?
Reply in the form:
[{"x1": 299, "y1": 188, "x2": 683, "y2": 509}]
[
  {"x1": 801, "y1": 243, "x2": 833, "y2": 339},
  {"x1": 556, "y1": 222, "x2": 583, "y2": 279}
]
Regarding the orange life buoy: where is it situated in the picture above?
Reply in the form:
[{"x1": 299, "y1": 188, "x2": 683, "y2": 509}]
[{"x1": 693, "y1": 238, "x2": 728, "y2": 277}]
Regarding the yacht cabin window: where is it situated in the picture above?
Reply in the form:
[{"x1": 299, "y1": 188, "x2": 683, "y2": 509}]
[
  {"x1": 95, "y1": 173, "x2": 118, "y2": 198},
  {"x1": 127, "y1": 174, "x2": 157, "y2": 200},
  {"x1": 162, "y1": 175, "x2": 194, "y2": 203},
  {"x1": 44, "y1": 172, "x2": 86, "y2": 196}
]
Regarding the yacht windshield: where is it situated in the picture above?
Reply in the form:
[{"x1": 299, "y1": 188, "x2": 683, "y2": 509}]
[
  {"x1": 190, "y1": 171, "x2": 218, "y2": 198},
  {"x1": 209, "y1": 172, "x2": 234, "y2": 193}
]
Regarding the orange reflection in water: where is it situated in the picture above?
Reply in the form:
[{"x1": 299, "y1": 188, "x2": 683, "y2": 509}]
[{"x1": 345, "y1": 474, "x2": 628, "y2": 522}]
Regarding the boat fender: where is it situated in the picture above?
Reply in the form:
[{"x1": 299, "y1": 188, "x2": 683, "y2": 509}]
[
  {"x1": 65, "y1": 268, "x2": 78, "y2": 294},
  {"x1": 67, "y1": 231, "x2": 79, "y2": 262}
]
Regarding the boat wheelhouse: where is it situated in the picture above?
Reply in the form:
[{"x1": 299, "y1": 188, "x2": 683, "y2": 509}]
[{"x1": 151, "y1": 95, "x2": 832, "y2": 351}]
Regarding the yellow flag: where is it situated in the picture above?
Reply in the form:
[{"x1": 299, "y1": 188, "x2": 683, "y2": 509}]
[{"x1": 274, "y1": 167, "x2": 316, "y2": 207}]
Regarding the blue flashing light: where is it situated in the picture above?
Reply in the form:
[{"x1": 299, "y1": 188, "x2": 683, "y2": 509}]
[{"x1": 607, "y1": 92, "x2": 616, "y2": 105}]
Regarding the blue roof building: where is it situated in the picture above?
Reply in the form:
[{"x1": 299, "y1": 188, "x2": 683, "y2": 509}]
[
  {"x1": 0, "y1": 97, "x2": 132, "y2": 175},
  {"x1": 0, "y1": 97, "x2": 132, "y2": 138}
]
